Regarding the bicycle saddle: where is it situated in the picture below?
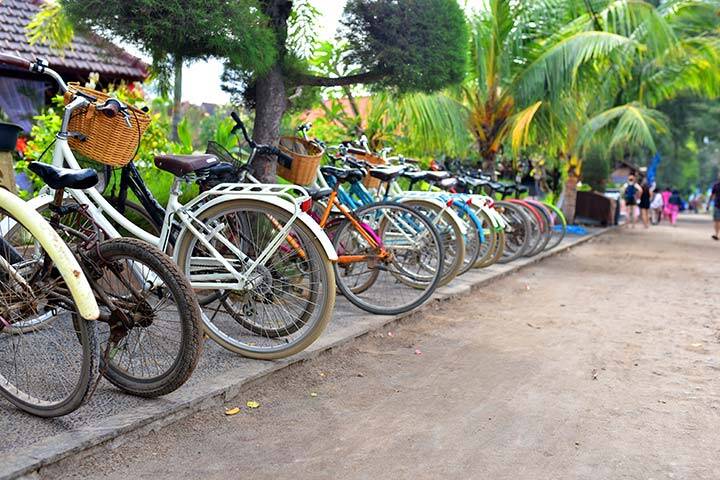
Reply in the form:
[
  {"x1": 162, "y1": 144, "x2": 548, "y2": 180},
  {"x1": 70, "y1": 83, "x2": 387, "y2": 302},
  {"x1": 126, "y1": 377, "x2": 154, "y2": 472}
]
[
  {"x1": 368, "y1": 166, "x2": 406, "y2": 182},
  {"x1": 400, "y1": 170, "x2": 452, "y2": 184},
  {"x1": 438, "y1": 177, "x2": 459, "y2": 190},
  {"x1": 320, "y1": 166, "x2": 364, "y2": 183},
  {"x1": 28, "y1": 162, "x2": 98, "y2": 190},
  {"x1": 307, "y1": 186, "x2": 332, "y2": 201},
  {"x1": 154, "y1": 154, "x2": 218, "y2": 176}
]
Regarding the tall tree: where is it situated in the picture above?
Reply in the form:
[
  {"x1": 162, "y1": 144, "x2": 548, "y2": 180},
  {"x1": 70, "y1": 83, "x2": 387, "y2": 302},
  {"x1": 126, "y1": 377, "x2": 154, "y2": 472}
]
[
  {"x1": 224, "y1": 0, "x2": 469, "y2": 180},
  {"x1": 58, "y1": 0, "x2": 277, "y2": 138}
]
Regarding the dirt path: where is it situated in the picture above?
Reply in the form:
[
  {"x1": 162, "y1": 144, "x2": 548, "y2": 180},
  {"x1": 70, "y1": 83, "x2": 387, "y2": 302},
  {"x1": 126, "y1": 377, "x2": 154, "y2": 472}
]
[{"x1": 48, "y1": 215, "x2": 720, "y2": 480}]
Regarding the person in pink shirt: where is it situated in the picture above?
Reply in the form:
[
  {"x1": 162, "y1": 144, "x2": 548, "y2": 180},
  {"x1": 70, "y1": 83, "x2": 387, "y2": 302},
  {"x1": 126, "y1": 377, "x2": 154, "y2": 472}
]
[{"x1": 661, "y1": 187, "x2": 672, "y2": 222}]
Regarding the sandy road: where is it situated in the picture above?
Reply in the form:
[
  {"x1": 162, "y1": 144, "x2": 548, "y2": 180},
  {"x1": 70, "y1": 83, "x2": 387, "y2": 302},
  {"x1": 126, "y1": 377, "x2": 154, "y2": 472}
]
[{"x1": 47, "y1": 215, "x2": 720, "y2": 480}]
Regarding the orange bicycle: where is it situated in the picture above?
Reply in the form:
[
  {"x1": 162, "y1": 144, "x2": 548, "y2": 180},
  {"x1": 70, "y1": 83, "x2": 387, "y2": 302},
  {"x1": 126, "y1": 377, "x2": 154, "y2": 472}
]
[{"x1": 309, "y1": 165, "x2": 444, "y2": 315}]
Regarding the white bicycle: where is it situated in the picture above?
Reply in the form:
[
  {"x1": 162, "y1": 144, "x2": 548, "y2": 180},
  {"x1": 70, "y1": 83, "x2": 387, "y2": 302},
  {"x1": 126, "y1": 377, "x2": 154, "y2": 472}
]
[{"x1": 1, "y1": 53, "x2": 337, "y2": 359}]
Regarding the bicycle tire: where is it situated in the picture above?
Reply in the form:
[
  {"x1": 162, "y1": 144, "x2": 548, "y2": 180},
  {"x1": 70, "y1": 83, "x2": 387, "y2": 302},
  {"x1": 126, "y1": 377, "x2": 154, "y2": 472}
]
[
  {"x1": 524, "y1": 200, "x2": 553, "y2": 255},
  {"x1": 0, "y1": 211, "x2": 99, "y2": 417},
  {"x1": 399, "y1": 199, "x2": 464, "y2": 285},
  {"x1": 174, "y1": 199, "x2": 336, "y2": 359},
  {"x1": 496, "y1": 201, "x2": 532, "y2": 263},
  {"x1": 333, "y1": 202, "x2": 444, "y2": 315},
  {"x1": 454, "y1": 205, "x2": 482, "y2": 275},
  {"x1": 90, "y1": 238, "x2": 203, "y2": 398},
  {"x1": 470, "y1": 207, "x2": 500, "y2": 268},
  {"x1": 541, "y1": 202, "x2": 567, "y2": 250},
  {"x1": 510, "y1": 201, "x2": 544, "y2": 258}
]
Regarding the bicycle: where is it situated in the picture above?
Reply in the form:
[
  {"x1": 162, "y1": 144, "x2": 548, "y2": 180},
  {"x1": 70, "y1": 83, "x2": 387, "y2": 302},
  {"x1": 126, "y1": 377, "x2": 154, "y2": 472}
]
[
  {"x1": 313, "y1": 165, "x2": 444, "y2": 315},
  {"x1": 315, "y1": 144, "x2": 468, "y2": 286},
  {"x1": 0, "y1": 183, "x2": 99, "y2": 417},
  {"x1": 206, "y1": 118, "x2": 445, "y2": 315},
  {"x1": 0, "y1": 53, "x2": 337, "y2": 359},
  {"x1": 6, "y1": 161, "x2": 205, "y2": 398}
]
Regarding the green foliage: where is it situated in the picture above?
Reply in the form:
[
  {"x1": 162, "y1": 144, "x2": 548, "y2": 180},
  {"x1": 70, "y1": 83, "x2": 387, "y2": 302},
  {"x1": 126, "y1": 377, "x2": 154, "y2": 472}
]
[
  {"x1": 26, "y1": 2, "x2": 74, "y2": 52},
  {"x1": 61, "y1": 0, "x2": 277, "y2": 98},
  {"x1": 342, "y1": 0, "x2": 468, "y2": 93}
]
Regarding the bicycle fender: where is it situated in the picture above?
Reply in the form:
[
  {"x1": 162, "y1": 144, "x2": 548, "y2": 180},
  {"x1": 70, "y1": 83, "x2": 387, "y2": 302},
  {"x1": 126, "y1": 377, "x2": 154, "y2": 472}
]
[
  {"x1": 0, "y1": 189, "x2": 99, "y2": 320},
  {"x1": 178, "y1": 194, "x2": 338, "y2": 262}
]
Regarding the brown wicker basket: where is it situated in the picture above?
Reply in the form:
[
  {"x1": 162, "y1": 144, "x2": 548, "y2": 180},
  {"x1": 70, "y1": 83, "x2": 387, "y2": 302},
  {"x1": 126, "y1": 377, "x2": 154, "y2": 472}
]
[
  {"x1": 278, "y1": 137, "x2": 324, "y2": 185},
  {"x1": 63, "y1": 83, "x2": 151, "y2": 167},
  {"x1": 347, "y1": 149, "x2": 386, "y2": 189}
]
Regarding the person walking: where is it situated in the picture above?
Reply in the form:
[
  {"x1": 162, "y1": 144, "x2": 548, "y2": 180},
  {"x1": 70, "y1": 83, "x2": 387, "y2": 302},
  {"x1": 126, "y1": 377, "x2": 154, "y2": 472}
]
[
  {"x1": 707, "y1": 174, "x2": 720, "y2": 240},
  {"x1": 622, "y1": 174, "x2": 642, "y2": 228},
  {"x1": 668, "y1": 189, "x2": 682, "y2": 226},
  {"x1": 639, "y1": 180, "x2": 652, "y2": 228},
  {"x1": 661, "y1": 186, "x2": 673, "y2": 221},
  {"x1": 650, "y1": 187, "x2": 664, "y2": 224}
]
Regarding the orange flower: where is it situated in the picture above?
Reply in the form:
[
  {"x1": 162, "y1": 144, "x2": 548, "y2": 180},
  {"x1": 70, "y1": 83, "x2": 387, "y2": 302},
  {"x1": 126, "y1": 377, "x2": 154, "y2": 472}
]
[{"x1": 15, "y1": 137, "x2": 27, "y2": 155}]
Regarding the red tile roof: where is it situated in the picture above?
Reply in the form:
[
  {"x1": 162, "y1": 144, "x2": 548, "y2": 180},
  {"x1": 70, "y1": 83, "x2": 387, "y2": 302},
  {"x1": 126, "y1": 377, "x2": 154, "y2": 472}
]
[{"x1": 0, "y1": 0, "x2": 148, "y2": 82}]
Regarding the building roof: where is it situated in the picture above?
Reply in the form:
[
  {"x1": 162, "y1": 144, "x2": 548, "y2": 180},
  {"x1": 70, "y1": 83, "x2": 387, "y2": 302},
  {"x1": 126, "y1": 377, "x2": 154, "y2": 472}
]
[{"x1": 0, "y1": 0, "x2": 148, "y2": 83}]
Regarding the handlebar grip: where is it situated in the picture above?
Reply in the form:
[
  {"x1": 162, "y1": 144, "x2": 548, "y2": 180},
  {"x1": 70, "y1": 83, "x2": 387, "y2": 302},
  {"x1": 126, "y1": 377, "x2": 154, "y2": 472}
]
[
  {"x1": 276, "y1": 150, "x2": 293, "y2": 169},
  {"x1": 96, "y1": 99, "x2": 121, "y2": 117},
  {"x1": 231, "y1": 111, "x2": 242, "y2": 125},
  {"x1": 0, "y1": 53, "x2": 31, "y2": 70}
]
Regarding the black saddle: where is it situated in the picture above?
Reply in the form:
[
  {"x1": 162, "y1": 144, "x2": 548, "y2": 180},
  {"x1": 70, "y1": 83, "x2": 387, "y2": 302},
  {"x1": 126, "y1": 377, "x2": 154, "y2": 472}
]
[
  {"x1": 320, "y1": 166, "x2": 364, "y2": 184},
  {"x1": 401, "y1": 170, "x2": 453, "y2": 184},
  {"x1": 154, "y1": 154, "x2": 218, "y2": 176},
  {"x1": 307, "y1": 186, "x2": 332, "y2": 201},
  {"x1": 28, "y1": 162, "x2": 98, "y2": 190},
  {"x1": 368, "y1": 166, "x2": 406, "y2": 183}
]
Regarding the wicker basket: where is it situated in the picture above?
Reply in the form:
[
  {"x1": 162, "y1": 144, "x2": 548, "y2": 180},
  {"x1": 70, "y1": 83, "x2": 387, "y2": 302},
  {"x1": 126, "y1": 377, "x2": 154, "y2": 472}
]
[
  {"x1": 63, "y1": 83, "x2": 151, "y2": 167},
  {"x1": 278, "y1": 137, "x2": 324, "y2": 185},
  {"x1": 348, "y1": 149, "x2": 386, "y2": 189}
]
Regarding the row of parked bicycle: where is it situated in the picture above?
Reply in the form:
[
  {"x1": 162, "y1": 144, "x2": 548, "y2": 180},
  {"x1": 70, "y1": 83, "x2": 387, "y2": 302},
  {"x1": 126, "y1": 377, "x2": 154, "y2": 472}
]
[{"x1": 0, "y1": 54, "x2": 567, "y2": 418}]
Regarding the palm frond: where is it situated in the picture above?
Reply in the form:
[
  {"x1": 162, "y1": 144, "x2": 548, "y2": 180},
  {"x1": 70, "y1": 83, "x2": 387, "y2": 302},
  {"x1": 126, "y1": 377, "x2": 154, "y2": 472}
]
[
  {"x1": 578, "y1": 102, "x2": 669, "y2": 153},
  {"x1": 514, "y1": 30, "x2": 636, "y2": 104},
  {"x1": 509, "y1": 101, "x2": 543, "y2": 154}
]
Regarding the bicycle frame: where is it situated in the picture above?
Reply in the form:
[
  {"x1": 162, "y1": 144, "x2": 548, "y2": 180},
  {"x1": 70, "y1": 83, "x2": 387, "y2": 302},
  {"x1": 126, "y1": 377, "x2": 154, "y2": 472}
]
[
  {"x1": 0, "y1": 187, "x2": 99, "y2": 320},
  {"x1": 317, "y1": 189, "x2": 389, "y2": 265}
]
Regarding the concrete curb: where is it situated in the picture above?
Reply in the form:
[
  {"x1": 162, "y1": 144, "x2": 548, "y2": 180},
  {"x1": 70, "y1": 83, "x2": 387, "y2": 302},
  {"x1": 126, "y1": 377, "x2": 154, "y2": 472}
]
[{"x1": 3, "y1": 227, "x2": 614, "y2": 480}]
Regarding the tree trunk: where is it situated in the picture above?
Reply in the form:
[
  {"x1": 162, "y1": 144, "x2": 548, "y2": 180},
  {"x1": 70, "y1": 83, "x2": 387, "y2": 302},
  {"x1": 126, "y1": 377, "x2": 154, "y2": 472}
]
[
  {"x1": 562, "y1": 172, "x2": 579, "y2": 224},
  {"x1": 251, "y1": 65, "x2": 288, "y2": 182},
  {"x1": 171, "y1": 54, "x2": 183, "y2": 142}
]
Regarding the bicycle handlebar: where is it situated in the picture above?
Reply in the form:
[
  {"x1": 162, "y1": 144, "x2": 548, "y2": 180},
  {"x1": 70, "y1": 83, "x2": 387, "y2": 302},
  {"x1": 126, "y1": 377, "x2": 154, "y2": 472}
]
[
  {"x1": 0, "y1": 53, "x2": 31, "y2": 70},
  {"x1": 96, "y1": 98, "x2": 121, "y2": 117},
  {"x1": 229, "y1": 111, "x2": 294, "y2": 167},
  {"x1": 0, "y1": 52, "x2": 68, "y2": 92},
  {"x1": 230, "y1": 112, "x2": 254, "y2": 146}
]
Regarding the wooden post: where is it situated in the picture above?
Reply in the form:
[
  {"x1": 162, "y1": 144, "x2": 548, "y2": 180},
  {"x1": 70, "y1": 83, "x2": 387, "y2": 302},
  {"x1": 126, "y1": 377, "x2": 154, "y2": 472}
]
[{"x1": 0, "y1": 151, "x2": 16, "y2": 193}]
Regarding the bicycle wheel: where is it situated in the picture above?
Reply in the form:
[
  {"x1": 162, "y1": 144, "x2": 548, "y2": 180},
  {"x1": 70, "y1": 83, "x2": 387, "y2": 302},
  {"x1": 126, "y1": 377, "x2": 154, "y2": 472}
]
[
  {"x1": 175, "y1": 199, "x2": 336, "y2": 359},
  {"x1": 524, "y1": 200, "x2": 553, "y2": 256},
  {"x1": 89, "y1": 238, "x2": 203, "y2": 397},
  {"x1": 514, "y1": 202, "x2": 544, "y2": 258},
  {"x1": 453, "y1": 205, "x2": 482, "y2": 275},
  {"x1": 496, "y1": 201, "x2": 532, "y2": 263},
  {"x1": 333, "y1": 202, "x2": 444, "y2": 315},
  {"x1": 542, "y1": 202, "x2": 567, "y2": 250},
  {"x1": 0, "y1": 212, "x2": 98, "y2": 417},
  {"x1": 470, "y1": 207, "x2": 500, "y2": 268},
  {"x1": 399, "y1": 199, "x2": 464, "y2": 285}
]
